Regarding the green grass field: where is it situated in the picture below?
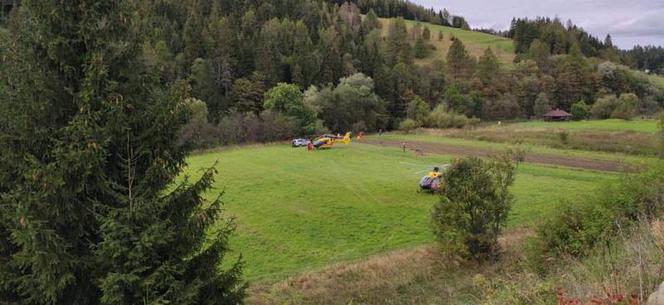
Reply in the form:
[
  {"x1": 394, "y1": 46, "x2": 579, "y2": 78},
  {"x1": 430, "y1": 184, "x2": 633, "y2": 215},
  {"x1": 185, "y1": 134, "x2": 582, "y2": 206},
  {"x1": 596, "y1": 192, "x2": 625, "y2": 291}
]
[
  {"x1": 186, "y1": 142, "x2": 618, "y2": 281},
  {"x1": 509, "y1": 119, "x2": 659, "y2": 133},
  {"x1": 373, "y1": 132, "x2": 657, "y2": 165}
]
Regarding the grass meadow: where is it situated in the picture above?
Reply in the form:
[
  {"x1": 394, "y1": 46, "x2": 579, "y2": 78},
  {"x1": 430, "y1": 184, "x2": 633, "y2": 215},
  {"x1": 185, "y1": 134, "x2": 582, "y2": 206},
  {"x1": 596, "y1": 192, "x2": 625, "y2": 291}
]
[
  {"x1": 378, "y1": 18, "x2": 515, "y2": 65},
  {"x1": 509, "y1": 119, "x2": 659, "y2": 133},
  {"x1": 381, "y1": 119, "x2": 661, "y2": 158},
  {"x1": 185, "y1": 142, "x2": 618, "y2": 281}
]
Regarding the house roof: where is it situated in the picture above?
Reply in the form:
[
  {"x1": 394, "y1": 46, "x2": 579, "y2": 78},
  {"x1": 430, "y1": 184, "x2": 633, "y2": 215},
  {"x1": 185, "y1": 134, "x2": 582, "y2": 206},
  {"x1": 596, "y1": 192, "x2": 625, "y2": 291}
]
[{"x1": 543, "y1": 109, "x2": 572, "y2": 117}]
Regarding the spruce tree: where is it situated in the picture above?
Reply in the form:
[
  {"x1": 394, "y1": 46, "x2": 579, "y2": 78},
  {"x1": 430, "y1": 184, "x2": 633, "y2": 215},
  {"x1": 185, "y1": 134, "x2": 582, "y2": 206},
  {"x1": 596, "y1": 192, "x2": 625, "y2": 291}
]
[
  {"x1": 386, "y1": 18, "x2": 412, "y2": 65},
  {"x1": 0, "y1": 1, "x2": 244, "y2": 304},
  {"x1": 528, "y1": 39, "x2": 551, "y2": 72},
  {"x1": 422, "y1": 27, "x2": 431, "y2": 41},
  {"x1": 362, "y1": 9, "x2": 382, "y2": 33},
  {"x1": 414, "y1": 38, "x2": 429, "y2": 59},
  {"x1": 447, "y1": 39, "x2": 474, "y2": 84},
  {"x1": 477, "y1": 47, "x2": 501, "y2": 85}
]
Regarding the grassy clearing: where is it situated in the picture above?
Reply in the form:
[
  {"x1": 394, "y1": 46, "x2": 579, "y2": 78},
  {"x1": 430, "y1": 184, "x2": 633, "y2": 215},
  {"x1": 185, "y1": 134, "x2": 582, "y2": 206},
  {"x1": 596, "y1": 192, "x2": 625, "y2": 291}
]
[
  {"x1": 373, "y1": 132, "x2": 658, "y2": 165},
  {"x1": 378, "y1": 18, "x2": 515, "y2": 64},
  {"x1": 398, "y1": 119, "x2": 661, "y2": 157},
  {"x1": 436, "y1": 126, "x2": 659, "y2": 157},
  {"x1": 251, "y1": 221, "x2": 664, "y2": 305},
  {"x1": 186, "y1": 142, "x2": 617, "y2": 281},
  {"x1": 508, "y1": 119, "x2": 658, "y2": 133}
]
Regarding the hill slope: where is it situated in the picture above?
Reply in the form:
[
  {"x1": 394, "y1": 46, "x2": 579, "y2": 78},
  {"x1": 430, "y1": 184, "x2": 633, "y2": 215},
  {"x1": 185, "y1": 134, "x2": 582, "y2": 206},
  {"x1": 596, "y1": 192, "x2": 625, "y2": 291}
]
[{"x1": 379, "y1": 17, "x2": 515, "y2": 65}]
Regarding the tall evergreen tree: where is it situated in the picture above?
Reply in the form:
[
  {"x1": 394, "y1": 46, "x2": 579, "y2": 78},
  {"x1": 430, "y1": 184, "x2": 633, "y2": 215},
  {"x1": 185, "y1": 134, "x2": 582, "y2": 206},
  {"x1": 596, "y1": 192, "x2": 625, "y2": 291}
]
[
  {"x1": 528, "y1": 39, "x2": 551, "y2": 72},
  {"x1": 0, "y1": 1, "x2": 244, "y2": 304},
  {"x1": 422, "y1": 27, "x2": 431, "y2": 41},
  {"x1": 386, "y1": 18, "x2": 412, "y2": 65},
  {"x1": 446, "y1": 39, "x2": 474, "y2": 85},
  {"x1": 477, "y1": 47, "x2": 501, "y2": 86},
  {"x1": 362, "y1": 9, "x2": 382, "y2": 33},
  {"x1": 553, "y1": 44, "x2": 596, "y2": 110}
]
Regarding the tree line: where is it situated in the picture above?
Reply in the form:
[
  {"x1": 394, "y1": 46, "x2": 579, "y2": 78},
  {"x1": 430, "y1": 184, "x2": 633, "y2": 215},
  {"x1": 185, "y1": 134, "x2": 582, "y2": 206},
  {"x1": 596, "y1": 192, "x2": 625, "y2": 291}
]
[
  {"x1": 624, "y1": 45, "x2": 664, "y2": 74},
  {"x1": 3, "y1": 0, "x2": 663, "y2": 148},
  {"x1": 509, "y1": 17, "x2": 664, "y2": 76}
]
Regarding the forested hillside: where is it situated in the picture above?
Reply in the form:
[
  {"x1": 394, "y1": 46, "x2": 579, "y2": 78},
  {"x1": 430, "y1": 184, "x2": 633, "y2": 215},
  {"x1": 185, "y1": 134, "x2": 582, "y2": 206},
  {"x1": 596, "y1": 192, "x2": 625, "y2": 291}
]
[{"x1": 2, "y1": 0, "x2": 663, "y2": 148}]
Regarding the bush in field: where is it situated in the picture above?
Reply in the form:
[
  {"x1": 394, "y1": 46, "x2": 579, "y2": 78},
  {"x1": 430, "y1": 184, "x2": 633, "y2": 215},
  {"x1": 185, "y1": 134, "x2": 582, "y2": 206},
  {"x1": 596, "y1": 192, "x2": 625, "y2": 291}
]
[
  {"x1": 591, "y1": 94, "x2": 619, "y2": 118},
  {"x1": 426, "y1": 104, "x2": 479, "y2": 129},
  {"x1": 600, "y1": 163, "x2": 664, "y2": 221},
  {"x1": 529, "y1": 163, "x2": 664, "y2": 271},
  {"x1": 558, "y1": 130, "x2": 570, "y2": 145},
  {"x1": 570, "y1": 100, "x2": 590, "y2": 120},
  {"x1": 531, "y1": 203, "x2": 614, "y2": 260},
  {"x1": 611, "y1": 93, "x2": 638, "y2": 120},
  {"x1": 432, "y1": 156, "x2": 516, "y2": 261},
  {"x1": 399, "y1": 119, "x2": 421, "y2": 133}
]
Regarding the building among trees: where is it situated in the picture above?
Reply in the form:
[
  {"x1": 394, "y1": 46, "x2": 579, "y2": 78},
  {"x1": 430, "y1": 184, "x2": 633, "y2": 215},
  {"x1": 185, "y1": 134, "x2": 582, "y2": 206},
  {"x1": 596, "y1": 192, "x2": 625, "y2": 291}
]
[{"x1": 543, "y1": 109, "x2": 573, "y2": 121}]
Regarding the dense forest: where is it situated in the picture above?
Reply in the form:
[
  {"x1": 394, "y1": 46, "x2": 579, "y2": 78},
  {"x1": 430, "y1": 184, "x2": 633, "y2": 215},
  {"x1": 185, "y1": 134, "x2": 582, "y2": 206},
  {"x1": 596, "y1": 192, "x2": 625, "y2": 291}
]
[
  {"x1": 624, "y1": 45, "x2": 664, "y2": 74},
  {"x1": 2, "y1": 0, "x2": 664, "y2": 149},
  {"x1": 509, "y1": 17, "x2": 664, "y2": 74}
]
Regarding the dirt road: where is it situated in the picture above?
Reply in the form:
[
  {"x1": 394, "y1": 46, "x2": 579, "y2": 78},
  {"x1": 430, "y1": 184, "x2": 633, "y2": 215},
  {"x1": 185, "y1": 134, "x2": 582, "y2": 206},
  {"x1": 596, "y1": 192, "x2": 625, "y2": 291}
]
[{"x1": 362, "y1": 139, "x2": 631, "y2": 172}]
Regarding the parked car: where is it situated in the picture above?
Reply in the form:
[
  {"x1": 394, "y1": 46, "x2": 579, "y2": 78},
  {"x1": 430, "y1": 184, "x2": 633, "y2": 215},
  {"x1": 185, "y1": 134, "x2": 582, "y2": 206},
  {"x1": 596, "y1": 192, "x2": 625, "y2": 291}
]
[{"x1": 291, "y1": 138, "x2": 311, "y2": 147}]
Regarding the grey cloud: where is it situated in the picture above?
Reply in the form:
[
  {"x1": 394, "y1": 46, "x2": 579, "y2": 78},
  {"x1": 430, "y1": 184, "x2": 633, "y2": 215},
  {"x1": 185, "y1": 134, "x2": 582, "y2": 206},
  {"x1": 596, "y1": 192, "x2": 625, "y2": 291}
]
[{"x1": 605, "y1": 11, "x2": 664, "y2": 36}]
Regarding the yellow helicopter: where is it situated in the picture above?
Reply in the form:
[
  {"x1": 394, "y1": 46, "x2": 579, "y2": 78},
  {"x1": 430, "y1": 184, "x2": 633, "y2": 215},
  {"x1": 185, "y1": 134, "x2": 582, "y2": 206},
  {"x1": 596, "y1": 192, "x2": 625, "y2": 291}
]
[{"x1": 312, "y1": 132, "x2": 352, "y2": 149}]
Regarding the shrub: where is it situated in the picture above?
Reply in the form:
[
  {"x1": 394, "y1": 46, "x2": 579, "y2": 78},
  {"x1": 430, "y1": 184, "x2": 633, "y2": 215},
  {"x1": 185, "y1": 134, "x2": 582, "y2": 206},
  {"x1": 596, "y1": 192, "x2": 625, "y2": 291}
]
[
  {"x1": 399, "y1": 119, "x2": 420, "y2": 133},
  {"x1": 531, "y1": 203, "x2": 614, "y2": 261},
  {"x1": 591, "y1": 95, "x2": 619, "y2": 119},
  {"x1": 600, "y1": 163, "x2": 664, "y2": 221},
  {"x1": 431, "y1": 156, "x2": 516, "y2": 261},
  {"x1": 570, "y1": 101, "x2": 590, "y2": 120},
  {"x1": 558, "y1": 130, "x2": 570, "y2": 145},
  {"x1": 528, "y1": 163, "x2": 664, "y2": 271},
  {"x1": 426, "y1": 104, "x2": 478, "y2": 129},
  {"x1": 611, "y1": 93, "x2": 638, "y2": 120}
]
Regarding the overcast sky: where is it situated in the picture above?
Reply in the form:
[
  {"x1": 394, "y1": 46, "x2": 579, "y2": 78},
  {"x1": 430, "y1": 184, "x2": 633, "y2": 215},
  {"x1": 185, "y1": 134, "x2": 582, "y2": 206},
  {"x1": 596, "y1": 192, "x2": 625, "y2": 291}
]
[{"x1": 413, "y1": 0, "x2": 664, "y2": 49}]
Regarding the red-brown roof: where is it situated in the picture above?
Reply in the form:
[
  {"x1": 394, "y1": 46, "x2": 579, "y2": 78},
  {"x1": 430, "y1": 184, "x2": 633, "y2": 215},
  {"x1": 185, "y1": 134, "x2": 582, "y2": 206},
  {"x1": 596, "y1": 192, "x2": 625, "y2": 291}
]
[{"x1": 543, "y1": 109, "x2": 572, "y2": 117}]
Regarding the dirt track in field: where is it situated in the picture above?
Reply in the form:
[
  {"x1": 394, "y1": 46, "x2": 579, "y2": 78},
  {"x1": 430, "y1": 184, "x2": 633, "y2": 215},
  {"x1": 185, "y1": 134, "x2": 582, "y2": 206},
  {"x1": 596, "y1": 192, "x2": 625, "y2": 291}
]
[{"x1": 362, "y1": 139, "x2": 632, "y2": 172}]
